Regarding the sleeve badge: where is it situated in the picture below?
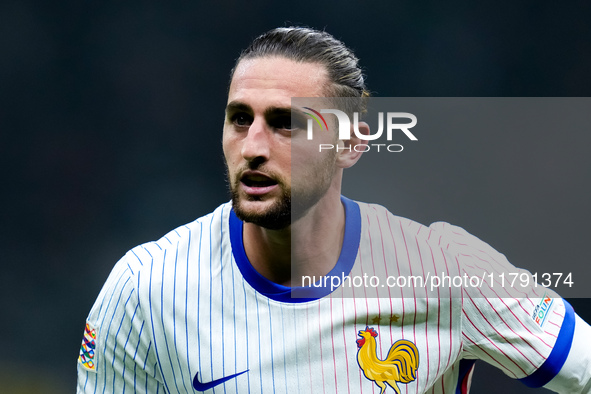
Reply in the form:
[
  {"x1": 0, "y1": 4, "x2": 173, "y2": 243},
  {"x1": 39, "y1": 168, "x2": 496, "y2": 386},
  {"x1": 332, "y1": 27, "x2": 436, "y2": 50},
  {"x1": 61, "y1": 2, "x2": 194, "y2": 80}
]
[{"x1": 78, "y1": 322, "x2": 98, "y2": 372}]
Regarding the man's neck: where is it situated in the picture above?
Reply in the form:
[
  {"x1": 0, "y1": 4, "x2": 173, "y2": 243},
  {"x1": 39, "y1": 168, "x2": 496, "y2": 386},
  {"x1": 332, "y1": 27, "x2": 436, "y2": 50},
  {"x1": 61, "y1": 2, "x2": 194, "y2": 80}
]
[{"x1": 243, "y1": 190, "x2": 346, "y2": 287}]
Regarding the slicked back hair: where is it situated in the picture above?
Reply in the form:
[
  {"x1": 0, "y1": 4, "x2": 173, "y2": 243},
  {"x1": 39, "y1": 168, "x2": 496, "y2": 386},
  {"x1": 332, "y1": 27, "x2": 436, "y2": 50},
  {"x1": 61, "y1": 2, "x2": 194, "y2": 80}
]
[{"x1": 231, "y1": 27, "x2": 369, "y2": 115}]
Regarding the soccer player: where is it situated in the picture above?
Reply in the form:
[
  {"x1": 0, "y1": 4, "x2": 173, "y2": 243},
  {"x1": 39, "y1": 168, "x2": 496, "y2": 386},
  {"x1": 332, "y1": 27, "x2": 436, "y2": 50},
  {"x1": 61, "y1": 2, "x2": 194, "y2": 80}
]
[{"x1": 77, "y1": 27, "x2": 591, "y2": 393}]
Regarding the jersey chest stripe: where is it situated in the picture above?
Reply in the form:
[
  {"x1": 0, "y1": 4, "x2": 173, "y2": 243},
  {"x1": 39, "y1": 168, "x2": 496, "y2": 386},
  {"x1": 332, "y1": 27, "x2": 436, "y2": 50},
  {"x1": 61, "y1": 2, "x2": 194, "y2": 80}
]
[
  {"x1": 241, "y1": 280, "x2": 251, "y2": 390},
  {"x1": 160, "y1": 249, "x2": 183, "y2": 393},
  {"x1": 339, "y1": 297, "x2": 351, "y2": 394},
  {"x1": 399, "y1": 219, "x2": 413, "y2": 340},
  {"x1": 218, "y1": 207, "x2": 227, "y2": 394},
  {"x1": 415, "y1": 236, "x2": 430, "y2": 388},
  {"x1": 158, "y1": 249, "x2": 179, "y2": 393},
  {"x1": 349, "y1": 272, "x2": 364, "y2": 393},
  {"x1": 229, "y1": 225, "x2": 240, "y2": 394},
  {"x1": 317, "y1": 301, "x2": 326, "y2": 394},
  {"x1": 439, "y1": 247, "x2": 455, "y2": 374},
  {"x1": 375, "y1": 210, "x2": 397, "y2": 346},
  {"x1": 147, "y1": 251, "x2": 170, "y2": 393},
  {"x1": 267, "y1": 298, "x2": 277, "y2": 393},
  {"x1": 426, "y1": 231, "x2": 443, "y2": 380},
  {"x1": 372, "y1": 207, "x2": 393, "y2": 301},
  {"x1": 329, "y1": 299, "x2": 337, "y2": 392},
  {"x1": 208, "y1": 214, "x2": 214, "y2": 386},
  {"x1": 385, "y1": 212, "x2": 405, "y2": 338},
  {"x1": 196, "y1": 221, "x2": 203, "y2": 377},
  {"x1": 279, "y1": 303, "x2": 287, "y2": 393},
  {"x1": 331, "y1": 299, "x2": 341, "y2": 393},
  {"x1": 292, "y1": 307, "x2": 300, "y2": 393},
  {"x1": 184, "y1": 227, "x2": 192, "y2": 389},
  {"x1": 171, "y1": 242, "x2": 184, "y2": 392},
  {"x1": 305, "y1": 306, "x2": 313, "y2": 391},
  {"x1": 366, "y1": 212, "x2": 384, "y2": 358},
  {"x1": 255, "y1": 290, "x2": 263, "y2": 393},
  {"x1": 431, "y1": 246, "x2": 443, "y2": 379}
]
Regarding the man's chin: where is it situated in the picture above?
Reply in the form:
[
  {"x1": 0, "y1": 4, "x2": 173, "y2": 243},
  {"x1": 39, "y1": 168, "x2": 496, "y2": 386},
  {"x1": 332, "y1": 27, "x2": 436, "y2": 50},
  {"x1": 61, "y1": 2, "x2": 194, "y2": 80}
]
[{"x1": 232, "y1": 199, "x2": 291, "y2": 230}]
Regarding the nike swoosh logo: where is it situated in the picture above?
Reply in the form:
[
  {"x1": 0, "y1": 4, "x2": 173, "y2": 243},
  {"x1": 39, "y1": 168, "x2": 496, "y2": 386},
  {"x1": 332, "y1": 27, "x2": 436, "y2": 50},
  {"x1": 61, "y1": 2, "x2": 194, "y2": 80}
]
[{"x1": 193, "y1": 369, "x2": 249, "y2": 391}]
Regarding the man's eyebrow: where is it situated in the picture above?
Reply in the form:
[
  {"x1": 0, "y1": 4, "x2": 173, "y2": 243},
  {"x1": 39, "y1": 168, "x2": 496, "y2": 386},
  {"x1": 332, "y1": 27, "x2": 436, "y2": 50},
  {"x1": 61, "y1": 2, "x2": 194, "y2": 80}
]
[
  {"x1": 265, "y1": 107, "x2": 310, "y2": 120},
  {"x1": 225, "y1": 101, "x2": 306, "y2": 118},
  {"x1": 264, "y1": 106, "x2": 292, "y2": 117},
  {"x1": 225, "y1": 101, "x2": 252, "y2": 113}
]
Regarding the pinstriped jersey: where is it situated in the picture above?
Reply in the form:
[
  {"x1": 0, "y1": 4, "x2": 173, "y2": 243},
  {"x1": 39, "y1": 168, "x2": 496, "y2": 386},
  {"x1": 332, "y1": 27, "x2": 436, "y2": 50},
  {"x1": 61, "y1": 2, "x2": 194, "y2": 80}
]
[{"x1": 77, "y1": 197, "x2": 574, "y2": 393}]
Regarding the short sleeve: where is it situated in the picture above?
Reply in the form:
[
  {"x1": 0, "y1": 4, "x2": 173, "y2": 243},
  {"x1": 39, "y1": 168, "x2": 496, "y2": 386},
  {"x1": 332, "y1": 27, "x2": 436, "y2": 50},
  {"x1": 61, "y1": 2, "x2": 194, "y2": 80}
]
[
  {"x1": 76, "y1": 254, "x2": 163, "y2": 393},
  {"x1": 429, "y1": 222, "x2": 578, "y2": 387}
]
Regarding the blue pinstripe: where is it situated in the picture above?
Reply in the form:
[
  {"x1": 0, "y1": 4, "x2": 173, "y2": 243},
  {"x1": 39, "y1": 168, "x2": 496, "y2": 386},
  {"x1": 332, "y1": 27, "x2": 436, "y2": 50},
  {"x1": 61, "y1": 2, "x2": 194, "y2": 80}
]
[
  {"x1": 132, "y1": 321, "x2": 145, "y2": 392},
  {"x1": 196, "y1": 220, "x2": 203, "y2": 386},
  {"x1": 279, "y1": 306, "x2": 287, "y2": 393},
  {"x1": 184, "y1": 226, "x2": 192, "y2": 391},
  {"x1": 230, "y1": 226, "x2": 239, "y2": 394},
  {"x1": 242, "y1": 278, "x2": 251, "y2": 391},
  {"x1": 117, "y1": 295, "x2": 139, "y2": 392},
  {"x1": 172, "y1": 242, "x2": 190, "y2": 394},
  {"x1": 147, "y1": 250, "x2": 170, "y2": 394},
  {"x1": 255, "y1": 292, "x2": 263, "y2": 394},
  {"x1": 220, "y1": 205, "x2": 227, "y2": 394},
  {"x1": 143, "y1": 341, "x2": 152, "y2": 392},
  {"x1": 160, "y1": 249, "x2": 182, "y2": 393},
  {"x1": 293, "y1": 307, "x2": 300, "y2": 394},
  {"x1": 131, "y1": 249, "x2": 143, "y2": 266},
  {"x1": 267, "y1": 298, "x2": 276, "y2": 393},
  {"x1": 208, "y1": 214, "x2": 214, "y2": 392},
  {"x1": 101, "y1": 275, "x2": 131, "y2": 391}
]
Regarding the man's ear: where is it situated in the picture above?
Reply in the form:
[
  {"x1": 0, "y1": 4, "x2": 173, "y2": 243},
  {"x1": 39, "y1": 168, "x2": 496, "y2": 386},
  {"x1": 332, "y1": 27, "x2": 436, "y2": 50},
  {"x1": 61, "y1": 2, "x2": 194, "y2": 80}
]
[{"x1": 335, "y1": 121, "x2": 370, "y2": 169}]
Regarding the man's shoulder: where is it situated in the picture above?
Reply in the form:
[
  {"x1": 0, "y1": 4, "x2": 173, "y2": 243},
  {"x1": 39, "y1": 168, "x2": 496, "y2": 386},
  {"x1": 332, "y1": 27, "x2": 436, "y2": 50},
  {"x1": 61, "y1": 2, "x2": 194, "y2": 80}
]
[
  {"x1": 124, "y1": 201, "x2": 233, "y2": 271},
  {"x1": 353, "y1": 199, "x2": 500, "y2": 255},
  {"x1": 354, "y1": 199, "x2": 432, "y2": 236}
]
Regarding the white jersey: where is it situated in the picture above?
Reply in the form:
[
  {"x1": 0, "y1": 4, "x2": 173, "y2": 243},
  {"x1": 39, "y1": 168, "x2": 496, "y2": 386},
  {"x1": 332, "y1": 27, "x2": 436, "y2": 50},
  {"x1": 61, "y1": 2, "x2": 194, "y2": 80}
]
[{"x1": 77, "y1": 198, "x2": 580, "y2": 393}]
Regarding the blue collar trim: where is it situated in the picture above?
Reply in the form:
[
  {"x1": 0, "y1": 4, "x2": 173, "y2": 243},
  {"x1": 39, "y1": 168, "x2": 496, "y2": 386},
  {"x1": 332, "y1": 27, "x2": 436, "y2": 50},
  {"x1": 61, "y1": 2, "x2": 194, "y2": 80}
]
[{"x1": 229, "y1": 196, "x2": 361, "y2": 303}]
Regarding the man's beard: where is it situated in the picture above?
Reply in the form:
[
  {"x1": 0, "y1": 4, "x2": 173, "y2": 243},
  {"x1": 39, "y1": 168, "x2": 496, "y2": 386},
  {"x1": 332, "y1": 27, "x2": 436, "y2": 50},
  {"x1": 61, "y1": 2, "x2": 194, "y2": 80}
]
[
  {"x1": 230, "y1": 175, "x2": 292, "y2": 230},
  {"x1": 227, "y1": 156, "x2": 335, "y2": 230}
]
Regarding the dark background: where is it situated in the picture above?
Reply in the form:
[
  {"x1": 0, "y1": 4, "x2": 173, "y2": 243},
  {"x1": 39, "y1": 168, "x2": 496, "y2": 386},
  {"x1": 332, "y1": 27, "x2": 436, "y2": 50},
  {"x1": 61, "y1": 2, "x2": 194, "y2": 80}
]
[{"x1": 1, "y1": 1, "x2": 590, "y2": 392}]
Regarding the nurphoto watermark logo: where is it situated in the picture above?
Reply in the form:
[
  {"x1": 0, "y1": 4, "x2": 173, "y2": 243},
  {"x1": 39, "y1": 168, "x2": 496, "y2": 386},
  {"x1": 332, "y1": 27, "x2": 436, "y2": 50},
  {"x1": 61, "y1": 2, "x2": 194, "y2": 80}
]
[{"x1": 303, "y1": 107, "x2": 418, "y2": 153}]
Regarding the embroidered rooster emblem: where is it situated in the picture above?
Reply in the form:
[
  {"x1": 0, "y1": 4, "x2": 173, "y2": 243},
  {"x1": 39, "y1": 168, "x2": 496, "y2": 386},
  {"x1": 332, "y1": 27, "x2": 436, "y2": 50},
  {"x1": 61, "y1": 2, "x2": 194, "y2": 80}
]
[{"x1": 356, "y1": 326, "x2": 419, "y2": 394}]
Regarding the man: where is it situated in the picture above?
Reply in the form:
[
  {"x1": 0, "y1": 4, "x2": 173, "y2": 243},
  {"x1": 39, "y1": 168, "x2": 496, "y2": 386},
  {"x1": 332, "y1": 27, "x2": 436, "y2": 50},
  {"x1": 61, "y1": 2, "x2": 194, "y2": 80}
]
[{"x1": 77, "y1": 27, "x2": 591, "y2": 393}]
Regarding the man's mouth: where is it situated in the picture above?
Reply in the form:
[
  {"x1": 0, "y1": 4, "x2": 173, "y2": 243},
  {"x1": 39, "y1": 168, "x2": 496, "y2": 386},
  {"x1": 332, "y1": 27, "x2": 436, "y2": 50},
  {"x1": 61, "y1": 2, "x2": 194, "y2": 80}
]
[{"x1": 240, "y1": 172, "x2": 279, "y2": 195}]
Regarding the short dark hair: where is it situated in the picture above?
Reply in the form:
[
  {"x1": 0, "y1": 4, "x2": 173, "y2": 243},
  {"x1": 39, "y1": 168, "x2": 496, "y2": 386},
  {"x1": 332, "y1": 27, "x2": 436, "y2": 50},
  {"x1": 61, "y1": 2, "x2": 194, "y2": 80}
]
[{"x1": 231, "y1": 27, "x2": 369, "y2": 114}]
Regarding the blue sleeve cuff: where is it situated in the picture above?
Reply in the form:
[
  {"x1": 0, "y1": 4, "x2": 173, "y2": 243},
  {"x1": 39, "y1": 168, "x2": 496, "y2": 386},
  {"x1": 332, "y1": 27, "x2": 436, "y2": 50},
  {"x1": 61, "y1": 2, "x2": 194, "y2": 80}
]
[{"x1": 519, "y1": 299, "x2": 575, "y2": 388}]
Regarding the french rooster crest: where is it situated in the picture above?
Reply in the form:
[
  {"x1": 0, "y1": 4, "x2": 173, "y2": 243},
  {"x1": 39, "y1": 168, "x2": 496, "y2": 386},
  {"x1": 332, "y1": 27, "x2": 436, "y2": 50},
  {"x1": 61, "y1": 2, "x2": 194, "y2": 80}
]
[{"x1": 356, "y1": 326, "x2": 419, "y2": 394}]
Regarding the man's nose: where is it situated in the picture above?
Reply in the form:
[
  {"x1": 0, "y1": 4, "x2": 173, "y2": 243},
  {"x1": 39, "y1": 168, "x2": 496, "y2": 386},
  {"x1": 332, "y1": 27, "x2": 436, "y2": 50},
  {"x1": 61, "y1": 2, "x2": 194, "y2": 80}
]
[{"x1": 241, "y1": 118, "x2": 270, "y2": 163}]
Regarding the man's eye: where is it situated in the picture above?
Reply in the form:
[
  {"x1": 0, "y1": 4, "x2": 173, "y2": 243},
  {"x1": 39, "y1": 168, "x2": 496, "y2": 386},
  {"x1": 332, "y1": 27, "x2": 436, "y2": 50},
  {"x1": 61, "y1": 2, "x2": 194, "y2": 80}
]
[{"x1": 231, "y1": 113, "x2": 252, "y2": 127}]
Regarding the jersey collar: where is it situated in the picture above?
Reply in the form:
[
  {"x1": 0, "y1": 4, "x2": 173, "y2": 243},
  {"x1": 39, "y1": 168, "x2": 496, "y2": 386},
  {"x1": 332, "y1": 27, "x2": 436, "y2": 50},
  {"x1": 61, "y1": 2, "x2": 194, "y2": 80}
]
[{"x1": 229, "y1": 196, "x2": 361, "y2": 303}]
